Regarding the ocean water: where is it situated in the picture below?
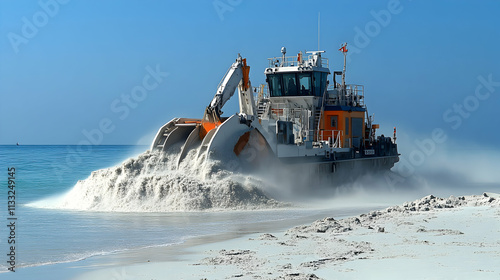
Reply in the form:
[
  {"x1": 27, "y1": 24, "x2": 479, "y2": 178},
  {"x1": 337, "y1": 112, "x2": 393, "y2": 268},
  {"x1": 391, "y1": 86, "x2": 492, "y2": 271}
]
[
  {"x1": 0, "y1": 145, "x2": 159, "y2": 269},
  {"x1": 0, "y1": 145, "x2": 370, "y2": 278}
]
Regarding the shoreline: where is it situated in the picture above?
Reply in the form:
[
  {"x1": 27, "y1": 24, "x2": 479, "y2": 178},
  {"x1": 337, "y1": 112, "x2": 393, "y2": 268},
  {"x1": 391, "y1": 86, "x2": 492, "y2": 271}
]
[
  {"x1": 8, "y1": 205, "x2": 385, "y2": 279},
  {"x1": 75, "y1": 192, "x2": 500, "y2": 280},
  {"x1": 6, "y1": 192, "x2": 499, "y2": 279}
]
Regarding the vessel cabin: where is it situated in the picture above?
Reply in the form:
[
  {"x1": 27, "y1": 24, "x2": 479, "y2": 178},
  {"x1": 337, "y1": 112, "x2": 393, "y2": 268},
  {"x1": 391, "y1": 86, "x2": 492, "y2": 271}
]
[{"x1": 262, "y1": 48, "x2": 368, "y2": 150}]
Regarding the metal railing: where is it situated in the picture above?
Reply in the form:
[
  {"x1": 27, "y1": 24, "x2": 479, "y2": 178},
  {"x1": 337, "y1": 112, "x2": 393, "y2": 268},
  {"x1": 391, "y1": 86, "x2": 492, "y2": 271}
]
[
  {"x1": 267, "y1": 55, "x2": 329, "y2": 68},
  {"x1": 271, "y1": 103, "x2": 309, "y2": 122},
  {"x1": 270, "y1": 102, "x2": 286, "y2": 119},
  {"x1": 326, "y1": 84, "x2": 365, "y2": 107},
  {"x1": 346, "y1": 84, "x2": 364, "y2": 107},
  {"x1": 253, "y1": 84, "x2": 269, "y2": 103},
  {"x1": 320, "y1": 130, "x2": 343, "y2": 148}
]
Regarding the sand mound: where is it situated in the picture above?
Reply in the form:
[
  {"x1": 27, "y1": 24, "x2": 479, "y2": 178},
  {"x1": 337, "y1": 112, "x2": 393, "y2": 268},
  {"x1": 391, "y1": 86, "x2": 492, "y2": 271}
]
[{"x1": 287, "y1": 193, "x2": 499, "y2": 235}]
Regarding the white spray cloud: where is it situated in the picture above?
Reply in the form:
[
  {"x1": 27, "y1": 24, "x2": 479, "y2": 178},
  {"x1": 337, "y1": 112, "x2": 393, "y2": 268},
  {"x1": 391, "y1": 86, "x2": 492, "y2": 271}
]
[
  {"x1": 391, "y1": 130, "x2": 500, "y2": 196},
  {"x1": 31, "y1": 144, "x2": 283, "y2": 212}
]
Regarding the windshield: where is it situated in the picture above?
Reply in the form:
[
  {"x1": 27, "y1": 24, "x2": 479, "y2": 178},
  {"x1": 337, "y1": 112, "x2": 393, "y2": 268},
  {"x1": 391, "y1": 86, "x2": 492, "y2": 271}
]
[
  {"x1": 267, "y1": 71, "x2": 327, "y2": 97},
  {"x1": 268, "y1": 74, "x2": 282, "y2": 97}
]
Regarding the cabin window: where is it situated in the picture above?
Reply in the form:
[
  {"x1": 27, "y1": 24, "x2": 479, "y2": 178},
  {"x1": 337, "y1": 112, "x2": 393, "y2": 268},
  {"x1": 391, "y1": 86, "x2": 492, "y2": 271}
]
[
  {"x1": 298, "y1": 73, "x2": 312, "y2": 96},
  {"x1": 313, "y1": 72, "x2": 328, "y2": 96},
  {"x1": 268, "y1": 74, "x2": 282, "y2": 97},
  {"x1": 351, "y1": 117, "x2": 363, "y2": 149},
  {"x1": 345, "y1": 117, "x2": 349, "y2": 136},
  {"x1": 330, "y1": 116, "x2": 338, "y2": 128},
  {"x1": 282, "y1": 73, "x2": 298, "y2": 96},
  {"x1": 320, "y1": 72, "x2": 327, "y2": 96},
  {"x1": 268, "y1": 72, "x2": 326, "y2": 97}
]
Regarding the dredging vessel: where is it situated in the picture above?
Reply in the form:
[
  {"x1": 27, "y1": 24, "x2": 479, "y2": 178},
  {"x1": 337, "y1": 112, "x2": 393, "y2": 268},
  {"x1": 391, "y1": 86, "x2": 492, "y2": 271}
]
[{"x1": 151, "y1": 44, "x2": 399, "y2": 178}]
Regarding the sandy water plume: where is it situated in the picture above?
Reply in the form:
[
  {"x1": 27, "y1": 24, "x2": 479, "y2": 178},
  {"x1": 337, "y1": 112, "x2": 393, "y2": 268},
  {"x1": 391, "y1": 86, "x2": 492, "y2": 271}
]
[{"x1": 35, "y1": 146, "x2": 283, "y2": 212}]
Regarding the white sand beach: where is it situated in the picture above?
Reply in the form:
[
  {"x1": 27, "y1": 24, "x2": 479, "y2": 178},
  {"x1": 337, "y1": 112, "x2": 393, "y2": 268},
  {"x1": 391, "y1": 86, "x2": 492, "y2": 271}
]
[{"x1": 70, "y1": 193, "x2": 500, "y2": 280}]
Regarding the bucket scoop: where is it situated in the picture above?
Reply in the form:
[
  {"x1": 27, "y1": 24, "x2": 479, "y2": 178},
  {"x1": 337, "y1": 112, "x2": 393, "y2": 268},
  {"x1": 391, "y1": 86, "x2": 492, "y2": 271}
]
[{"x1": 150, "y1": 54, "x2": 273, "y2": 167}]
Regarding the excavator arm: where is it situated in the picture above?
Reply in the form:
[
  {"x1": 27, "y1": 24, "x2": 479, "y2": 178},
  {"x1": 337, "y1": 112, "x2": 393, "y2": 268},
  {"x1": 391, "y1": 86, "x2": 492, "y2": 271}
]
[{"x1": 201, "y1": 54, "x2": 251, "y2": 137}]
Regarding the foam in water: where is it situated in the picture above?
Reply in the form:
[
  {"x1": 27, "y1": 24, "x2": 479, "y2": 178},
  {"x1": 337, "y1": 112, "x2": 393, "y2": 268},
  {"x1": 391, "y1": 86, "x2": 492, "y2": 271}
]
[{"x1": 41, "y1": 145, "x2": 283, "y2": 212}]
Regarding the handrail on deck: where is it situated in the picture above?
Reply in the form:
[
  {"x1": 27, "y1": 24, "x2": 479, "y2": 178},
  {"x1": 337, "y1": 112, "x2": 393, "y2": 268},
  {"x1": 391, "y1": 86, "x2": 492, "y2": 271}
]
[
  {"x1": 320, "y1": 129, "x2": 343, "y2": 148},
  {"x1": 267, "y1": 55, "x2": 329, "y2": 68}
]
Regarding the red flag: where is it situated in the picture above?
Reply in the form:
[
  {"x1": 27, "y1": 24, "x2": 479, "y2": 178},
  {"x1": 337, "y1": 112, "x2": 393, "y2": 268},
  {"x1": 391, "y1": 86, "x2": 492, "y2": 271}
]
[{"x1": 339, "y1": 45, "x2": 348, "y2": 53}]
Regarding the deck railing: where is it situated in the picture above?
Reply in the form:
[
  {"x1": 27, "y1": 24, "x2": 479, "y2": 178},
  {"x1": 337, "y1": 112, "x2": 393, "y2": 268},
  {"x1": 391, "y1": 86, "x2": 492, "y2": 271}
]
[
  {"x1": 319, "y1": 130, "x2": 343, "y2": 148},
  {"x1": 326, "y1": 84, "x2": 365, "y2": 107},
  {"x1": 267, "y1": 55, "x2": 329, "y2": 68}
]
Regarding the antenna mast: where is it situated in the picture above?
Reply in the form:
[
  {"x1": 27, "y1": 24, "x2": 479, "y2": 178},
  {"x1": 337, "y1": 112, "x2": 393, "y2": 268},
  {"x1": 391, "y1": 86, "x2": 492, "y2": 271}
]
[
  {"x1": 339, "y1": 43, "x2": 348, "y2": 88},
  {"x1": 318, "y1": 12, "x2": 320, "y2": 51}
]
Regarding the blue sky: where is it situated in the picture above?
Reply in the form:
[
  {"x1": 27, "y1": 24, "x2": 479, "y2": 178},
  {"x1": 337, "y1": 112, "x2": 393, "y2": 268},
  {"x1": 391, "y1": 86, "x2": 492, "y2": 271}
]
[{"x1": 1, "y1": 0, "x2": 499, "y2": 147}]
